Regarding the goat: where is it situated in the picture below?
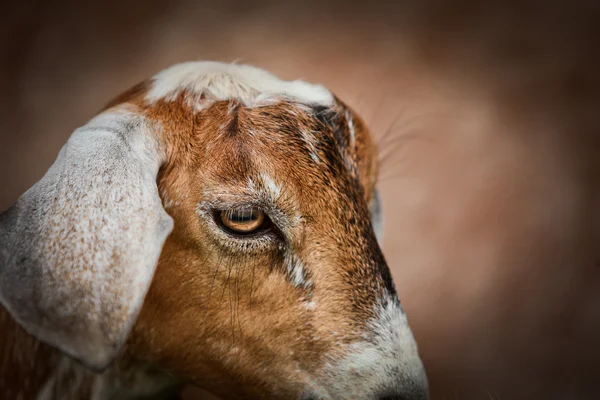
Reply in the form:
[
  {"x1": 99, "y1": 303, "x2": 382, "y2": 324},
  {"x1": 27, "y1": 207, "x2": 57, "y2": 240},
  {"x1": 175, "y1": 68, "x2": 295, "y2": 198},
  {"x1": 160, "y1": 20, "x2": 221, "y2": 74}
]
[{"x1": 0, "y1": 61, "x2": 428, "y2": 399}]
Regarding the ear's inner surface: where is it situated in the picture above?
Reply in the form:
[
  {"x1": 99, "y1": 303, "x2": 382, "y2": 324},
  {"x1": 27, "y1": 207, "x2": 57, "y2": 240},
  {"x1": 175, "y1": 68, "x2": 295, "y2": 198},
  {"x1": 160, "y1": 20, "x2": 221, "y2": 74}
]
[{"x1": 0, "y1": 112, "x2": 173, "y2": 371}]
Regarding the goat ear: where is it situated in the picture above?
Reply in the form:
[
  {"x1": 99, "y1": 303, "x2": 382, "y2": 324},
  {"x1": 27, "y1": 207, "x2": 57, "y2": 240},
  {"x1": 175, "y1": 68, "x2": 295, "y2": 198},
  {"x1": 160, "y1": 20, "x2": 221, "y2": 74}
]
[{"x1": 0, "y1": 111, "x2": 173, "y2": 371}]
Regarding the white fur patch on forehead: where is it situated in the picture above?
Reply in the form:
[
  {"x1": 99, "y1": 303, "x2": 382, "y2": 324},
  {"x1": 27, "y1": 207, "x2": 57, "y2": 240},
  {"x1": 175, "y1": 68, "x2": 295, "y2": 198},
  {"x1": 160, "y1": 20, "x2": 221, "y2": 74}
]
[{"x1": 146, "y1": 61, "x2": 334, "y2": 107}]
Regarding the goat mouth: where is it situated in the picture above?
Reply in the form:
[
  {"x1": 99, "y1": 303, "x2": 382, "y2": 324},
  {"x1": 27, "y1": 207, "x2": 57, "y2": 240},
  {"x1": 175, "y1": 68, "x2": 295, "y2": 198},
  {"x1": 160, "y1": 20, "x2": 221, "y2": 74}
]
[
  {"x1": 301, "y1": 395, "x2": 321, "y2": 400},
  {"x1": 300, "y1": 389, "x2": 329, "y2": 400}
]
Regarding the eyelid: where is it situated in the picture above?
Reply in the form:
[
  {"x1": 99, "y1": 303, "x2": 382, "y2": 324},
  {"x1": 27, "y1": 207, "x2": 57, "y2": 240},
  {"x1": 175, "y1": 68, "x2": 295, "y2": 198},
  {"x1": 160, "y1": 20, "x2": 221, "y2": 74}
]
[
  {"x1": 200, "y1": 189, "x2": 263, "y2": 209},
  {"x1": 196, "y1": 197, "x2": 299, "y2": 246},
  {"x1": 200, "y1": 198, "x2": 287, "y2": 226}
]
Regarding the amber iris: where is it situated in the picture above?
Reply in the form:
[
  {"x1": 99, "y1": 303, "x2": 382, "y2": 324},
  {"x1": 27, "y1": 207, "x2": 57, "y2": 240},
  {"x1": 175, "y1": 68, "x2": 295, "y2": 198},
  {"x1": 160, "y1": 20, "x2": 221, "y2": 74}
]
[{"x1": 219, "y1": 208, "x2": 265, "y2": 233}]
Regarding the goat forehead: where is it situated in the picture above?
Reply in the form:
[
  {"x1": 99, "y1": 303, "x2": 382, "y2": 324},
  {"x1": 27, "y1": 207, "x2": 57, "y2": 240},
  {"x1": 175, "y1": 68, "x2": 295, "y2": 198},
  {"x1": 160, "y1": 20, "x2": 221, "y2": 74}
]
[
  {"x1": 101, "y1": 63, "x2": 375, "y2": 211},
  {"x1": 194, "y1": 102, "x2": 352, "y2": 182},
  {"x1": 146, "y1": 61, "x2": 334, "y2": 107}
]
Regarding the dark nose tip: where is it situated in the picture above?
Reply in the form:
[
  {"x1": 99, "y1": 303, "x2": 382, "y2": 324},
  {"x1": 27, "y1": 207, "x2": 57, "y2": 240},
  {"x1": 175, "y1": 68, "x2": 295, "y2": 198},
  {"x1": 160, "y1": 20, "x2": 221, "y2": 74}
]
[
  {"x1": 300, "y1": 390, "x2": 320, "y2": 400},
  {"x1": 378, "y1": 387, "x2": 429, "y2": 400},
  {"x1": 378, "y1": 395, "x2": 427, "y2": 400},
  {"x1": 380, "y1": 396, "x2": 412, "y2": 400},
  {"x1": 379, "y1": 397, "x2": 415, "y2": 400}
]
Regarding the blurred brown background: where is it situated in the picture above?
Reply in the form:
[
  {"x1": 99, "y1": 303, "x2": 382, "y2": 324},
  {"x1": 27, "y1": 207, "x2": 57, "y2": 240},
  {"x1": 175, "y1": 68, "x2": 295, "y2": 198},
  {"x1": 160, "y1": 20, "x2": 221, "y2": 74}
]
[{"x1": 1, "y1": 1, "x2": 599, "y2": 399}]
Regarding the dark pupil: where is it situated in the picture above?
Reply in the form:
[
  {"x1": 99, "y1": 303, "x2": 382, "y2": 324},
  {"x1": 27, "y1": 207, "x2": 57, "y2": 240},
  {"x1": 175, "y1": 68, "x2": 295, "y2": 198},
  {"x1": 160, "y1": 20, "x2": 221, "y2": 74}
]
[{"x1": 231, "y1": 210, "x2": 257, "y2": 223}]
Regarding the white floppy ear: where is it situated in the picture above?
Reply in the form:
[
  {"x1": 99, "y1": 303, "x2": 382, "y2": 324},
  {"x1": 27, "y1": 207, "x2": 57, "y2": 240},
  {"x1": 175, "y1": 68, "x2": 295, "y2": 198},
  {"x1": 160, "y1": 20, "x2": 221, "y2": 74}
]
[
  {"x1": 370, "y1": 189, "x2": 384, "y2": 244},
  {"x1": 0, "y1": 110, "x2": 173, "y2": 371}
]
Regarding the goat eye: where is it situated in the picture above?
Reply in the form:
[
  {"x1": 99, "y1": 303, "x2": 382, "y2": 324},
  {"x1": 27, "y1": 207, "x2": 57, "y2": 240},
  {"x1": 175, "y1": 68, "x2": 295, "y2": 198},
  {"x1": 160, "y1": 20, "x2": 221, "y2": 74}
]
[{"x1": 219, "y1": 208, "x2": 265, "y2": 234}]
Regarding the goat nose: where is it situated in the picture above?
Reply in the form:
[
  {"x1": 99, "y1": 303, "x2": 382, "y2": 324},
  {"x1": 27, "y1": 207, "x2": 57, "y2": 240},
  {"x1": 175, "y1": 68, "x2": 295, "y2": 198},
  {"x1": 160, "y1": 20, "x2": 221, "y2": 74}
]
[
  {"x1": 378, "y1": 391, "x2": 429, "y2": 400},
  {"x1": 378, "y1": 396, "x2": 427, "y2": 400},
  {"x1": 377, "y1": 384, "x2": 430, "y2": 400}
]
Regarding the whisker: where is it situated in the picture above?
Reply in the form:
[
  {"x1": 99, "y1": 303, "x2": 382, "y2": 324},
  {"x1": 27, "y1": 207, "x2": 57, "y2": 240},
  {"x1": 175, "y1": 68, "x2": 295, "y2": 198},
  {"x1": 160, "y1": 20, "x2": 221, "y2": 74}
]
[
  {"x1": 376, "y1": 108, "x2": 434, "y2": 154},
  {"x1": 220, "y1": 258, "x2": 236, "y2": 342},
  {"x1": 367, "y1": 91, "x2": 392, "y2": 133},
  {"x1": 235, "y1": 254, "x2": 246, "y2": 335},
  {"x1": 204, "y1": 248, "x2": 222, "y2": 310},
  {"x1": 249, "y1": 252, "x2": 257, "y2": 306},
  {"x1": 375, "y1": 109, "x2": 407, "y2": 148},
  {"x1": 376, "y1": 106, "x2": 430, "y2": 146},
  {"x1": 378, "y1": 130, "x2": 429, "y2": 174},
  {"x1": 230, "y1": 261, "x2": 235, "y2": 342},
  {"x1": 221, "y1": 255, "x2": 234, "y2": 302}
]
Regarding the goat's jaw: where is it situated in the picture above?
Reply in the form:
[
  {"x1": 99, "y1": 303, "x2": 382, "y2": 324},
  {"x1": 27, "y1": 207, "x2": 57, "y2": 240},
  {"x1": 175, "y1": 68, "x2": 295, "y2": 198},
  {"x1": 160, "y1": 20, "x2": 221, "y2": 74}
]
[
  {"x1": 131, "y1": 254, "x2": 428, "y2": 400},
  {"x1": 237, "y1": 298, "x2": 429, "y2": 400},
  {"x1": 129, "y1": 235, "x2": 429, "y2": 400}
]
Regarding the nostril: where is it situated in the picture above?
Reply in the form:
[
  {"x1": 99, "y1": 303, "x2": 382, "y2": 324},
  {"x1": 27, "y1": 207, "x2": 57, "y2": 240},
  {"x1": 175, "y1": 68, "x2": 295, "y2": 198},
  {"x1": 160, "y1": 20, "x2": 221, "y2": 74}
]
[
  {"x1": 300, "y1": 390, "x2": 321, "y2": 400},
  {"x1": 379, "y1": 396, "x2": 412, "y2": 400},
  {"x1": 378, "y1": 395, "x2": 425, "y2": 400},
  {"x1": 378, "y1": 388, "x2": 429, "y2": 400}
]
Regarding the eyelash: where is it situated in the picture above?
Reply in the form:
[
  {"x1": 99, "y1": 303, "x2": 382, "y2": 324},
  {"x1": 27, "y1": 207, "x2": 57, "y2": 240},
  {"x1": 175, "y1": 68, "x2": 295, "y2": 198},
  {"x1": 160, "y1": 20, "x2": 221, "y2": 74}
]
[{"x1": 213, "y1": 208, "x2": 273, "y2": 237}]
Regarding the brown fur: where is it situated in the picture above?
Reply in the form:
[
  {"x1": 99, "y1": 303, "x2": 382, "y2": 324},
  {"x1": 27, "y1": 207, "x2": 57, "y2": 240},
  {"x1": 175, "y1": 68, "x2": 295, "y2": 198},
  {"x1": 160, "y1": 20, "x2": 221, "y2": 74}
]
[
  {"x1": 0, "y1": 307, "x2": 61, "y2": 399},
  {"x1": 126, "y1": 90, "x2": 384, "y2": 398}
]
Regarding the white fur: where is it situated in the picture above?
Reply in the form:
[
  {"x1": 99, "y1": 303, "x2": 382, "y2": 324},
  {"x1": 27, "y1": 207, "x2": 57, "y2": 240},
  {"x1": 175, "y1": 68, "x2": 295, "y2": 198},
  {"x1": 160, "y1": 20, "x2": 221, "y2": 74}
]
[
  {"x1": 345, "y1": 109, "x2": 356, "y2": 150},
  {"x1": 259, "y1": 172, "x2": 282, "y2": 199},
  {"x1": 290, "y1": 262, "x2": 306, "y2": 288},
  {"x1": 370, "y1": 189, "x2": 384, "y2": 244},
  {"x1": 298, "y1": 128, "x2": 321, "y2": 163},
  {"x1": 284, "y1": 254, "x2": 311, "y2": 289},
  {"x1": 146, "y1": 61, "x2": 334, "y2": 108},
  {"x1": 322, "y1": 295, "x2": 428, "y2": 398}
]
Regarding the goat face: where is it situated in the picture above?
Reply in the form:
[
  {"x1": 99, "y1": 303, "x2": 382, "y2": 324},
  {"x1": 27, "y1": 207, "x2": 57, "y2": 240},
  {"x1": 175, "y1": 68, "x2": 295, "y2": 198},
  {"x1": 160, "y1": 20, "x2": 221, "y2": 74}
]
[{"x1": 0, "y1": 62, "x2": 428, "y2": 399}]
